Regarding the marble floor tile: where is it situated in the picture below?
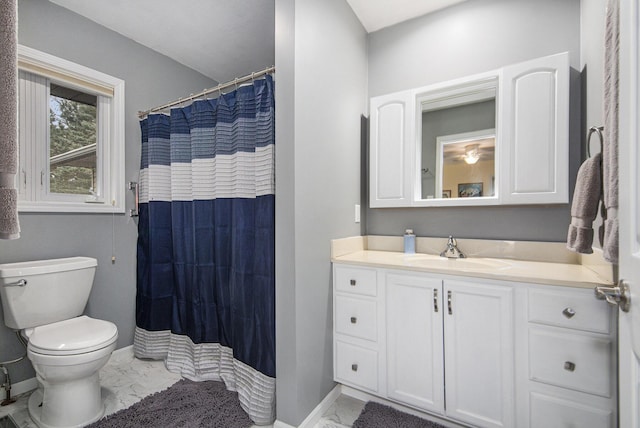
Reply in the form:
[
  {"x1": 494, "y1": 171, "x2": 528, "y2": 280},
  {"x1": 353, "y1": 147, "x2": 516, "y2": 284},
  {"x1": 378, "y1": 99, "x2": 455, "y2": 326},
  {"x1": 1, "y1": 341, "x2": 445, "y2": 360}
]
[
  {"x1": 313, "y1": 394, "x2": 366, "y2": 428},
  {"x1": 0, "y1": 347, "x2": 367, "y2": 428}
]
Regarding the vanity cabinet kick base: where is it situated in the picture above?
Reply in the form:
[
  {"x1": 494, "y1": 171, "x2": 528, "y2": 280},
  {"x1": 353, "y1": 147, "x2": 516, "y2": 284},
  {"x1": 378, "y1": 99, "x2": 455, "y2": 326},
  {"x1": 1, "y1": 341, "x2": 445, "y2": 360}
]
[{"x1": 333, "y1": 263, "x2": 617, "y2": 428}]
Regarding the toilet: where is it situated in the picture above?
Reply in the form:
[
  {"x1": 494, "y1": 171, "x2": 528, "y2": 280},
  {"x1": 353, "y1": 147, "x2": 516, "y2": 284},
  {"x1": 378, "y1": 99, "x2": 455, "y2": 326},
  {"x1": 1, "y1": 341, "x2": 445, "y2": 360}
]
[{"x1": 0, "y1": 257, "x2": 118, "y2": 428}]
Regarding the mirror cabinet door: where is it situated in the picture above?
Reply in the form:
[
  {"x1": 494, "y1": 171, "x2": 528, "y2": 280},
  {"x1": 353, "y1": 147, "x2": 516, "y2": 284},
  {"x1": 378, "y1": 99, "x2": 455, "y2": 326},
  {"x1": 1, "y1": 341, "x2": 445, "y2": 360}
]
[{"x1": 368, "y1": 52, "x2": 570, "y2": 208}]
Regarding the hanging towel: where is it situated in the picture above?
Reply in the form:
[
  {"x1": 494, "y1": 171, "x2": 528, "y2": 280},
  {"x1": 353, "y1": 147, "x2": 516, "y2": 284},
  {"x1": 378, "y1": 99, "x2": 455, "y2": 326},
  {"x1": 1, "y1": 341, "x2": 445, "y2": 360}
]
[
  {"x1": 602, "y1": 0, "x2": 619, "y2": 263},
  {"x1": 567, "y1": 153, "x2": 602, "y2": 254},
  {"x1": 0, "y1": 0, "x2": 20, "y2": 240}
]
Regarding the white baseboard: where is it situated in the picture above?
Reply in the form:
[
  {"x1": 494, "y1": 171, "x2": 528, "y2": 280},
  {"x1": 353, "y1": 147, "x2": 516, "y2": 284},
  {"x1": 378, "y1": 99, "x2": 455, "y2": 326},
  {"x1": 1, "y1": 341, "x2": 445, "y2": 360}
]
[
  {"x1": 4, "y1": 377, "x2": 37, "y2": 398},
  {"x1": 274, "y1": 384, "x2": 342, "y2": 428},
  {"x1": 111, "y1": 344, "x2": 134, "y2": 357},
  {"x1": 298, "y1": 384, "x2": 342, "y2": 428}
]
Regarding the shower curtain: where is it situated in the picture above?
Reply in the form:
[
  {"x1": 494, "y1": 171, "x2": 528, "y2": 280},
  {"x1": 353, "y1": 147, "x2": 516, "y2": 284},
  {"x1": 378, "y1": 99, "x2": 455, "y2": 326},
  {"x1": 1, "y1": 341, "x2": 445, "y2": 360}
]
[{"x1": 134, "y1": 76, "x2": 275, "y2": 425}]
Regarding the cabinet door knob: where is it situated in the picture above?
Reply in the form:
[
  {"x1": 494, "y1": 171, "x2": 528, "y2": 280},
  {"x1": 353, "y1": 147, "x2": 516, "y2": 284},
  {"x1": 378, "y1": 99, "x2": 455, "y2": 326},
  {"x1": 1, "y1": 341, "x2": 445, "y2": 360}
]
[
  {"x1": 564, "y1": 361, "x2": 576, "y2": 372},
  {"x1": 350, "y1": 316, "x2": 357, "y2": 324},
  {"x1": 350, "y1": 279, "x2": 356, "y2": 286},
  {"x1": 351, "y1": 364, "x2": 358, "y2": 372},
  {"x1": 562, "y1": 307, "x2": 576, "y2": 318}
]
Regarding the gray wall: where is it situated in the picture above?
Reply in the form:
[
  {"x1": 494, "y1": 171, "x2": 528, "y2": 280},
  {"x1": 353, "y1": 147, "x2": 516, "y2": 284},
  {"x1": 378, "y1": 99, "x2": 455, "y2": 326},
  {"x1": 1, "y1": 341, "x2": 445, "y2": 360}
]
[
  {"x1": 366, "y1": 0, "x2": 582, "y2": 241},
  {"x1": 275, "y1": 0, "x2": 367, "y2": 425},
  {"x1": 0, "y1": 0, "x2": 216, "y2": 384},
  {"x1": 421, "y1": 100, "x2": 496, "y2": 198},
  {"x1": 581, "y1": 0, "x2": 606, "y2": 246}
]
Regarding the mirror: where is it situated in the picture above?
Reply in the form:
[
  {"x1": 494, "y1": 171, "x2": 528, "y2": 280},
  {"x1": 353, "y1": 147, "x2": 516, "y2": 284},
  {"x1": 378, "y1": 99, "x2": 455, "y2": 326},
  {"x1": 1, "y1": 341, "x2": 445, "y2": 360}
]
[{"x1": 418, "y1": 79, "x2": 497, "y2": 201}]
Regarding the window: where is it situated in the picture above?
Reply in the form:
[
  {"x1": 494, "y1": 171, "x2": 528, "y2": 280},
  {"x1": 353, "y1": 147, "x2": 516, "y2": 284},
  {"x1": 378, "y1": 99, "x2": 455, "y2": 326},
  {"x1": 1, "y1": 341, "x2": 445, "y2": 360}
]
[{"x1": 17, "y1": 45, "x2": 125, "y2": 213}]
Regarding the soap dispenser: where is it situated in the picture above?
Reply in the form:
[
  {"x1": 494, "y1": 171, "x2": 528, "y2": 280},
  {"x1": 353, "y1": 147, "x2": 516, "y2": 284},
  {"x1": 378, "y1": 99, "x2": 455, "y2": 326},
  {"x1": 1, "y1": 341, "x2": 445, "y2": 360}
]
[{"x1": 404, "y1": 229, "x2": 416, "y2": 254}]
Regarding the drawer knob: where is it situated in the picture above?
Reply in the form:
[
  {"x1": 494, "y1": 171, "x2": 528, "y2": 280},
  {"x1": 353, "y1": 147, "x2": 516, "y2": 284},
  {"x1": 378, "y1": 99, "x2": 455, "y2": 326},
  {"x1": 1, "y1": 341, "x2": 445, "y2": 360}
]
[
  {"x1": 350, "y1": 279, "x2": 356, "y2": 286},
  {"x1": 564, "y1": 361, "x2": 576, "y2": 372},
  {"x1": 562, "y1": 307, "x2": 576, "y2": 318},
  {"x1": 351, "y1": 364, "x2": 358, "y2": 372},
  {"x1": 350, "y1": 316, "x2": 357, "y2": 324}
]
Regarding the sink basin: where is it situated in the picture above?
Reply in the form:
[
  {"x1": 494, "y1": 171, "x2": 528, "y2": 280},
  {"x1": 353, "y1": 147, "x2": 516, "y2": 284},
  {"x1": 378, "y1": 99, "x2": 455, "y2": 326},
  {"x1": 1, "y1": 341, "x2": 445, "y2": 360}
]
[{"x1": 404, "y1": 254, "x2": 512, "y2": 271}]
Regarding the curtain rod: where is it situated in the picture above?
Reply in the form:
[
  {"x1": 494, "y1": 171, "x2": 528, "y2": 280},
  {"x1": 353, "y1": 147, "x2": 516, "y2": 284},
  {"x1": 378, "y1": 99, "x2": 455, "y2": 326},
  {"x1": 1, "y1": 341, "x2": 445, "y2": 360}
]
[{"x1": 137, "y1": 65, "x2": 275, "y2": 119}]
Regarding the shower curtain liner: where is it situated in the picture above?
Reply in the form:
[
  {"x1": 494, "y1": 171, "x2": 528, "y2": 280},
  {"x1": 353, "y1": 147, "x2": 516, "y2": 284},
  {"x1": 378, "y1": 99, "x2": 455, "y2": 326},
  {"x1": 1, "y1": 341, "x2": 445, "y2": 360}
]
[{"x1": 134, "y1": 76, "x2": 275, "y2": 425}]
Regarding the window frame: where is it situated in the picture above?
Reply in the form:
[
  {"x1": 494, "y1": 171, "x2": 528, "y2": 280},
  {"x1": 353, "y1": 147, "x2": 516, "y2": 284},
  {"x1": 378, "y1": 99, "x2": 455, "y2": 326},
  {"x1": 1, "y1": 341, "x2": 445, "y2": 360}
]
[{"x1": 17, "y1": 45, "x2": 125, "y2": 214}]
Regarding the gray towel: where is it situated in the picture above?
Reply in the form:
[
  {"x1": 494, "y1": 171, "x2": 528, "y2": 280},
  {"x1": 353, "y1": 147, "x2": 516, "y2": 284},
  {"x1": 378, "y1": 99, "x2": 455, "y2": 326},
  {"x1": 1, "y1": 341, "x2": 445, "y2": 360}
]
[
  {"x1": 602, "y1": 0, "x2": 619, "y2": 263},
  {"x1": 0, "y1": 0, "x2": 20, "y2": 240},
  {"x1": 0, "y1": 0, "x2": 18, "y2": 177},
  {"x1": 0, "y1": 188, "x2": 20, "y2": 240},
  {"x1": 567, "y1": 153, "x2": 602, "y2": 254}
]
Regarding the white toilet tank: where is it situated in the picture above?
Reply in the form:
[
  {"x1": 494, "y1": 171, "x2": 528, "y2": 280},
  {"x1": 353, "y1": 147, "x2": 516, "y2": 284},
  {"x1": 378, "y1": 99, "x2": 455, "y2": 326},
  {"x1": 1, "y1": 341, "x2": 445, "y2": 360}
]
[{"x1": 0, "y1": 257, "x2": 98, "y2": 330}]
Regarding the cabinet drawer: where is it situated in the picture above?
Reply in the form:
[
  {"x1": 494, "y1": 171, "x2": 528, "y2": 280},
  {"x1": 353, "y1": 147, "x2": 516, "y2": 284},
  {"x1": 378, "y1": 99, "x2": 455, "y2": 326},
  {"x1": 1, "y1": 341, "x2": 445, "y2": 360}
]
[
  {"x1": 335, "y1": 340, "x2": 378, "y2": 392},
  {"x1": 528, "y1": 288, "x2": 611, "y2": 334},
  {"x1": 335, "y1": 296, "x2": 377, "y2": 341},
  {"x1": 335, "y1": 265, "x2": 377, "y2": 296},
  {"x1": 530, "y1": 392, "x2": 613, "y2": 428},
  {"x1": 529, "y1": 328, "x2": 612, "y2": 397}
]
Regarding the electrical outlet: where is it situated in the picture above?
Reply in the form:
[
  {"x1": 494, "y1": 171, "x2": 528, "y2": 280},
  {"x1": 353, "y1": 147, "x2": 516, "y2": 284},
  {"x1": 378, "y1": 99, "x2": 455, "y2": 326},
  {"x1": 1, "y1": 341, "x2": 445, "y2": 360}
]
[{"x1": 355, "y1": 204, "x2": 361, "y2": 223}]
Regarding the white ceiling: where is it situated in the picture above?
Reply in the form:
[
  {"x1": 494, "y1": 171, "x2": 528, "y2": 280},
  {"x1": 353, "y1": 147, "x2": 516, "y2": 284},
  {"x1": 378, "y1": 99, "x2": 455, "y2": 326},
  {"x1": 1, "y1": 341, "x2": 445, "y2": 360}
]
[
  {"x1": 48, "y1": 0, "x2": 275, "y2": 84},
  {"x1": 345, "y1": 0, "x2": 467, "y2": 32},
  {"x1": 48, "y1": 0, "x2": 465, "y2": 83}
]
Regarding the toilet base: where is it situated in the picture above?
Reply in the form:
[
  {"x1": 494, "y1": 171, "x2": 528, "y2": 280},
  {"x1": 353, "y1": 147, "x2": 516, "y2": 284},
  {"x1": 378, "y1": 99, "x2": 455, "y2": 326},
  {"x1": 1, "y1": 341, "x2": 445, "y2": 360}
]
[{"x1": 28, "y1": 374, "x2": 104, "y2": 428}]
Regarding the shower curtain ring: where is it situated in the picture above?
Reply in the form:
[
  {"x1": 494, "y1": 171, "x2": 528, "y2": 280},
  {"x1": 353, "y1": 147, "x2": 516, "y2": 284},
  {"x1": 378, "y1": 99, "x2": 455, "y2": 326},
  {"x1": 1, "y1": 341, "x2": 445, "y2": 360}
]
[{"x1": 234, "y1": 78, "x2": 238, "y2": 90}]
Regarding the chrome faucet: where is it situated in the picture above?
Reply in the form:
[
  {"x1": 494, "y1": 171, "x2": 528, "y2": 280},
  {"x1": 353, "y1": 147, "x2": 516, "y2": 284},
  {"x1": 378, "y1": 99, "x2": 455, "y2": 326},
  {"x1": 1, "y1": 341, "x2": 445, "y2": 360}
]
[{"x1": 440, "y1": 236, "x2": 466, "y2": 258}]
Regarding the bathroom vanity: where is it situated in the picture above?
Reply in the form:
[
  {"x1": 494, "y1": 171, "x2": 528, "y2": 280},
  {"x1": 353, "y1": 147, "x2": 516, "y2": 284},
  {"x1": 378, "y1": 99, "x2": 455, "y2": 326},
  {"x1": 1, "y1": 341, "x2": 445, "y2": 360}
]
[{"x1": 332, "y1": 237, "x2": 616, "y2": 428}]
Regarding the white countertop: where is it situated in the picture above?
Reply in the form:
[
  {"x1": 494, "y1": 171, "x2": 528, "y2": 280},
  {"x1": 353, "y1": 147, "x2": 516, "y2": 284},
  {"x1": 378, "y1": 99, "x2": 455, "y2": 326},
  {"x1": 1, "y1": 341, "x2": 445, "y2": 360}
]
[{"x1": 332, "y1": 250, "x2": 612, "y2": 289}]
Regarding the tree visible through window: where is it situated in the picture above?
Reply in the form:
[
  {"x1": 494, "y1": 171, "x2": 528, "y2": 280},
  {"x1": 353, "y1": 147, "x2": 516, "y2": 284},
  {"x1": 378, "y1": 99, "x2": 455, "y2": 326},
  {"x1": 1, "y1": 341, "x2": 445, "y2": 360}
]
[
  {"x1": 18, "y1": 45, "x2": 125, "y2": 213},
  {"x1": 49, "y1": 84, "x2": 97, "y2": 196}
]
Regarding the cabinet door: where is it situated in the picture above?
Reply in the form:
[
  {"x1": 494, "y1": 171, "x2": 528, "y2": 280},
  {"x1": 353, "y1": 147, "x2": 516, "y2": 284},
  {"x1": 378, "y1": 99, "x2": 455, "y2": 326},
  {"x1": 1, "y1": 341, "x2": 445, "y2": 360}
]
[
  {"x1": 444, "y1": 280, "x2": 514, "y2": 428},
  {"x1": 369, "y1": 90, "x2": 415, "y2": 207},
  {"x1": 500, "y1": 52, "x2": 569, "y2": 204},
  {"x1": 386, "y1": 273, "x2": 444, "y2": 414}
]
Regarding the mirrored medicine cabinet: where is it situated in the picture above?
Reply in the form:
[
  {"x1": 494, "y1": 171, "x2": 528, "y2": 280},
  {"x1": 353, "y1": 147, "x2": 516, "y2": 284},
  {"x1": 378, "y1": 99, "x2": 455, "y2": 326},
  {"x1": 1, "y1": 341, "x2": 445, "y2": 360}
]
[{"x1": 369, "y1": 52, "x2": 570, "y2": 208}]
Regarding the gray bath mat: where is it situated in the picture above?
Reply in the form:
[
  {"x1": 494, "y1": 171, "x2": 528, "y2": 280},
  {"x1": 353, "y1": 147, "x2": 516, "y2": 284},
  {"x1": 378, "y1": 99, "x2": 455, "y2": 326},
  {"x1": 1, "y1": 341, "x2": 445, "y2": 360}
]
[
  {"x1": 88, "y1": 378, "x2": 252, "y2": 428},
  {"x1": 353, "y1": 401, "x2": 447, "y2": 428}
]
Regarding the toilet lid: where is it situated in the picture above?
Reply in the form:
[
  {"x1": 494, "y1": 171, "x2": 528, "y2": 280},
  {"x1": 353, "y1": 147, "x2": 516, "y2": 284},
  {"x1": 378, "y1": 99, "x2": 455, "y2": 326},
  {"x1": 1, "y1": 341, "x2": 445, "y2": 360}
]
[{"x1": 27, "y1": 315, "x2": 118, "y2": 355}]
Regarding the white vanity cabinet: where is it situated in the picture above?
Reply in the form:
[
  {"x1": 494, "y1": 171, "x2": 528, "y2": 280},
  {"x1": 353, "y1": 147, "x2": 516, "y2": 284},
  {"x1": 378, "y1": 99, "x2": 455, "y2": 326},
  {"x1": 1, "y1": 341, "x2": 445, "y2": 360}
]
[
  {"x1": 334, "y1": 265, "x2": 514, "y2": 428},
  {"x1": 333, "y1": 265, "x2": 382, "y2": 393},
  {"x1": 386, "y1": 273, "x2": 444, "y2": 413},
  {"x1": 442, "y1": 279, "x2": 514, "y2": 428},
  {"x1": 333, "y1": 262, "x2": 616, "y2": 428},
  {"x1": 517, "y1": 285, "x2": 617, "y2": 428},
  {"x1": 386, "y1": 273, "x2": 514, "y2": 428}
]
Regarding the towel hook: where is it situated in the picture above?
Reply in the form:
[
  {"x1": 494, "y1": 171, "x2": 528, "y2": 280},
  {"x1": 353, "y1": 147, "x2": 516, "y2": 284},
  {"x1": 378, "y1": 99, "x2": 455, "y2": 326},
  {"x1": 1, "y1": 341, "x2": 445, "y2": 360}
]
[{"x1": 586, "y1": 126, "x2": 604, "y2": 158}]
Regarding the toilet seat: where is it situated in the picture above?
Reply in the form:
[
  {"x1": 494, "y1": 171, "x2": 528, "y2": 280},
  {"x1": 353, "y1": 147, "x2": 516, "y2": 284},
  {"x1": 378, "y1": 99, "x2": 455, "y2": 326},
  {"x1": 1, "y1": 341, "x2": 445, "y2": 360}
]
[{"x1": 27, "y1": 315, "x2": 118, "y2": 356}]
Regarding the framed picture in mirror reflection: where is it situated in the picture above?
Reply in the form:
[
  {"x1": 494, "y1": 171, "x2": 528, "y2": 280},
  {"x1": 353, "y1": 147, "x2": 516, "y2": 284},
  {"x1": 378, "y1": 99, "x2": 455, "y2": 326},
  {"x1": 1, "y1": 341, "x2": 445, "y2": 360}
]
[{"x1": 458, "y1": 182, "x2": 483, "y2": 198}]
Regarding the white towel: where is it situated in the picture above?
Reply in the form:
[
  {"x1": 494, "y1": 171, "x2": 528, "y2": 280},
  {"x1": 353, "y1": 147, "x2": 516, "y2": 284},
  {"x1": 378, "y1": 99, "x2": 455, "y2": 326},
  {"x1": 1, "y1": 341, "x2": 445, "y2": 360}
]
[{"x1": 602, "y1": 0, "x2": 619, "y2": 263}]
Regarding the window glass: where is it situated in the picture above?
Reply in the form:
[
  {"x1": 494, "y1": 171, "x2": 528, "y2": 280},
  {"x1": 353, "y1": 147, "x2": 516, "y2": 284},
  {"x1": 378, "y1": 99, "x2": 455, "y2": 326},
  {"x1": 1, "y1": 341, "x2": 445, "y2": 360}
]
[
  {"x1": 49, "y1": 84, "x2": 97, "y2": 196},
  {"x1": 18, "y1": 45, "x2": 125, "y2": 213}
]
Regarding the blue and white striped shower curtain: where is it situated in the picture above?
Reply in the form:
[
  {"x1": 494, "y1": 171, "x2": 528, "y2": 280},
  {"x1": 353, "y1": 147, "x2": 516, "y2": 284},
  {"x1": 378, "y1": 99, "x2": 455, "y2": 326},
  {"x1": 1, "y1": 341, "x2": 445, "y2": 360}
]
[{"x1": 134, "y1": 76, "x2": 275, "y2": 424}]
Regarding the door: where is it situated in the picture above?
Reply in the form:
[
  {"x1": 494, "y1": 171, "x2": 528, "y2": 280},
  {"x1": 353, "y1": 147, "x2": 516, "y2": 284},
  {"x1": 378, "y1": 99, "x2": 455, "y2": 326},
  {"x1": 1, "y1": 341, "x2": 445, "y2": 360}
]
[
  {"x1": 500, "y1": 52, "x2": 570, "y2": 205},
  {"x1": 443, "y1": 280, "x2": 514, "y2": 428},
  {"x1": 617, "y1": 1, "x2": 640, "y2": 426},
  {"x1": 369, "y1": 90, "x2": 415, "y2": 207},
  {"x1": 386, "y1": 273, "x2": 444, "y2": 413}
]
